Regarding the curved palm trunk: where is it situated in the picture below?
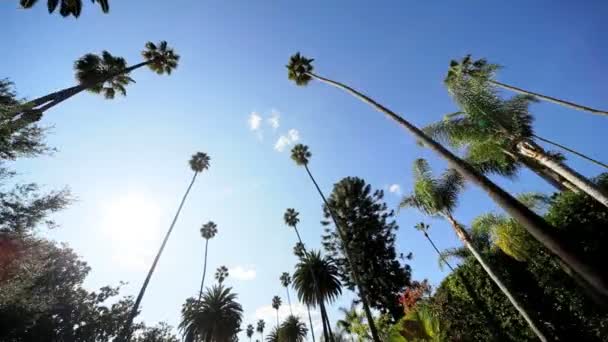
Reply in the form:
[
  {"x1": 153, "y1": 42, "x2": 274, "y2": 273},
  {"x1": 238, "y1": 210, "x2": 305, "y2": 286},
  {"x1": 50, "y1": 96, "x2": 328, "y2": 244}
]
[
  {"x1": 120, "y1": 171, "x2": 199, "y2": 342},
  {"x1": 533, "y1": 134, "x2": 608, "y2": 170},
  {"x1": 302, "y1": 163, "x2": 380, "y2": 342},
  {"x1": 444, "y1": 214, "x2": 547, "y2": 342},
  {"x1": 306, "y1": 71, "x2": 608, "y2": 300},
  {"x1": 489, "y1": 79, "x2": 608, "y2": 117},
  {"x1": 516, "y1": 140, "x2": 608, "y2": 208},
  {"x1": 285, "y1": 287, "x2": 293, "y2": 315},
  {"x1": 198, "y1": 238, "x2": 210, "y2": 301},
  {"x1": 306, "y1": 304, "x2": 316, "y2": 342}
]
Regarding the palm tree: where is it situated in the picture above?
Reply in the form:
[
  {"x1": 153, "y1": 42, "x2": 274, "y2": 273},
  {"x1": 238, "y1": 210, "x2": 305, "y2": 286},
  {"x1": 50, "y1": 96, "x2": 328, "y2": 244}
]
[
  {"x1": 446, "y1": 55, "x2": 608, "y2": 117},
  {"x1": 19, "y1": 0, "x2": 109, "y2": 17},
  {"x1": 246, "y1": 324, "x2": 255, "y2": 341},
  {"x1": 280, "y1": 272, "x2": 294, "y2": 315},
  {"x1": 279, "y1": 315, "x2": 308, "y2": 342},
  {"x1": 215, "y1": 265, "x2": 229, "y2": 284},
  {"x1": 400, "y1": 158, "x2": 546, "y2": 341},
  {"x1": 293, "y1": 249, "x2": 341, "y2": 342},
  {"x1": 10, "y1": 41, "x2": 179, "y2": 127},
  {"x1": 265, "y1": 327, "x2": 279, "y2": 342},
  {"x1": 393, "y1": 304, "x2": 445, "y2": 342},
  {"x1": 285, "y1": 53, "x2": 608, "y2": 299},
  {"x1": 289, "y1": 143, "x2": 377, "y2": 342},
  {"x1": 199, "y1": 221, "x2": 218, "y2": 300},
  {"x1": 271, "y1": 295, "x2": 282, "y2": 328},
  {"x1": 256, "y1": 319, "x2": 266, "y2": 341},
  {"x1": 179, "y1": 284, "x2": 243, "y2": 342},
  {"x1": 120, "y1": 152, "x2": 210, "y2": 341}
]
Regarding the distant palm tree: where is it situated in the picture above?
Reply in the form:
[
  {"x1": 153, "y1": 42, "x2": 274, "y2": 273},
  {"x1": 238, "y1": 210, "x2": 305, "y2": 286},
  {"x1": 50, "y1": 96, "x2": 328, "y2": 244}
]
[
  {"x1": 256, "y1": 319, "x2": 266, "y2": 341},
  {"x1": 120, "y1": 152, "x2": 210, "y2": 342},
  {"x1": 279, "y1": 315, "x2": 308, "y2": 342},
  {"x1": 400, "y1": 158, "x2": 546, "y2": 341},
  {"x1": 290, "y1": 143, "x2": 375, "y2": 342},
  {"x1": 446, "y1": 55, "x2": 608, "y2": 117},
  {"x1": 266, "y1": 327, "x2": 279, "y2": 342},
  {"x1": 199, "y1": 221, "x2": 218, "y2": 300},
  {"x1": 179, "y1": 284, "x2": 243, "y2": 342},
  {"x1": 293, "y1": 249, "x2": 341, "y2": 342},
  {"x1": 285, "y1": 53, "x2": 607, "y2": 300},
  {"x1": 246, "y1": 324, "x2": 255, "y2": 341},
  {"x1": 19, "y1": 0, "x2": 109, "y2": 17},
  {"x1": 272, "y1": 295, "x2": 282, "y2": 328},
  {"x1": 280, "y1": 272, "x2": 294, "y2": 315},
  {"x1": 215, "y1": 265, "x2": 229, "y2": 284}
]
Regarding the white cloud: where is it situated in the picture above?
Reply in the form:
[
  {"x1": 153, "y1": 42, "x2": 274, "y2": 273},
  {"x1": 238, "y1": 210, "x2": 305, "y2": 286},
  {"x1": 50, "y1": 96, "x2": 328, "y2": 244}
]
[
  {"x1": 252, "y1": 302, "x2": 321, "y2": 338},
  {"x1": 388, "y1": 184, "x2": 401, "y2": 195},
  {"x1": 268, "y1": 110, "x2": 280, "y2": 130},
  {"x1": 249, "y1": 112, "x2": 262, "y2": 131},
  {"x1": 274, "y1": 129, "x2": 300, "y2": 152},
  {"x1": 287, "y1": 129, "x2": 299, "y2": 142},
  {"x1": 230, "y1": 265, "x2": 256, "y2": 281}
]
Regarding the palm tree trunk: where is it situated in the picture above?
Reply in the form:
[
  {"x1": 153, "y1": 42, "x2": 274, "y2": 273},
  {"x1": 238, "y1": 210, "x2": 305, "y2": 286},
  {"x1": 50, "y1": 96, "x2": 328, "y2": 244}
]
[
  {"x1": 198, "y1": 238, "x2": 210, "y2": 301},
  {"x1": 444, "y1": 213, "x2": 548, "y2": 342},
  {"x1": 286, "y1": 287, "x2": 293, "y2": 315},
  {"x1": 516, "y1": 140, "x2": 608, "y2": 208},
  {"x1": 319, "y1": 303, "x2": 330, "y2": 342},
  {"x1": 520, "y1": 156, "x2": 579, "y2": 193},
  {"x1": 533, "y1": 134, "x2": 608, "y2": 169},
  {"x1": 319, "y1": 299, "x2": 335, "y2": 342},
  {"x1": 489, "y1": 79, "x2": 608, "y2": 117},
  {"x1": 306, "y1": 71, "x2": 608, "y2": 300},
  {"x1": 120, "y1": 171, "x2": 199, "y2": 342},
  {"x1": 276, "y1": 309, "x2": 280, "y2": 328},
  {"x1": 302, "y1": 163, "x2": 380, "y2": 342},
  {"x1": 306, "y1": 304, "x2": 316, "y2": 342}
]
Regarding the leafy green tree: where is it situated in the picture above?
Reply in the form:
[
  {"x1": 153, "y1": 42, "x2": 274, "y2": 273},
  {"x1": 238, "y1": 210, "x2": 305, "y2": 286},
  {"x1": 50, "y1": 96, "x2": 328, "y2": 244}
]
[
  {"x1": 246, "y1": 324, "x2": 255, "y2": 341},
  {"x1": 290, "y1": 143, "x2": 378, "y2": 342},
  {"x1": 336, "y1": 303, "x2": 364, "y2": 341},
  {"x1": 285, "y1": 53, "x2": 605, "y2": 300},
  {"x1": 257, "y1": 319, "x2": 266, "y2": 341},
  {"x1": 121, "y1": 152, "x2": 210, "y2": 341},
  {"x1": 19, "y1": 0, "x2": 109, "y2": 17},
  {"x1": 134, "y1": 322, "x2": 179, "y2": 342},
  {"x1": 199, "y1": 221, "x2": 218, "y2": 300},
  {"x1": 400, "y1": 158, "x2": 546, "y2": 341},
  {"x1": 446, "y1": 54, "x2": 608, "y2": 117},
  {"x1": 279, "y1": 315, "x2": 309, "y2": 342},
  {"x1": 293, "y1": 249, "x2": 341, "y2": 342},
  {"x1": 216, "y1": 265, "x2": 229, "y2": 284},
  {"x1": 272, "y1": 295, "x2": 282, "y2": 328},
  {"x1": 322, "y1": 176, "x2": 411, "y2": 322},
  {"x1": 390, "y1": 303, "x2": 445, "y2": 342},
  {"x1": 281, "y1": 272, "x2": 294, "y2": 315}
]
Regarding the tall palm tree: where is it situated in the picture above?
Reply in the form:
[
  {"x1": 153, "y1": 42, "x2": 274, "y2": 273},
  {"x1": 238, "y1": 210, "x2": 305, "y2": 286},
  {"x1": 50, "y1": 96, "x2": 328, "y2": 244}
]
[
  {"x1": 19, "y1": 0, "x2": 109, "y2": 17},
  {"x1": 293, "y1": 249, "x2": 342, "y2": 342},
  {"x1": 286, "y1": 53, "x2": 608, "y2": 299},
  {"x1": 446, "y1": 55, "x2": 608, "y2": 117},
  {"x1": 271, "y1": 295, "x2": 282, "y2": 328},
  {"x1": 280, "y1": 272, "x2": 294, "y2": 315},
  {"x1": 400, "y1": 158, "x2": 546, "y2": 341},
  {"x1": 279, "y1": 315, "x2": 309, "y2": 342},
  {"x1": 179, "y1": 284, "x2": 243, "y2": 342},
  {"x1": 215, "y1": 265, "x2": 229, "y2": 284},
  {"x1": 199, "y1": 221, "x2": 218, "y2": 300},
  {"x1": 9, "y1": 41, "x2": 179, "y2": 127},
  {"x1": 246, "y1": 324, "x2": 255, "y2": 342},
  {"x1": 256, "y1": 319, "x2": 266, "y2": 341},
  {"x1": 265, "y1": 327, "x2": 279, "y2": 342},
  {"x1": 289, "y1": 143, "x2": 377, "y2": 342},
  {"x1": 120, "y1": 152, "x2": 210, "y2": 342}
]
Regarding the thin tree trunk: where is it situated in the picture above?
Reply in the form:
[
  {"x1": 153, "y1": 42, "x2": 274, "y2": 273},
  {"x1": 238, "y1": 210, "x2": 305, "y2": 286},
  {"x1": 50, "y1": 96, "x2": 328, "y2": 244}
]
[
  {"x1": 520, "y1": 156, "x2": 579, "y2": 193},
  {"x1": 319, "y1": 301, "x2": 330, "y2": 342},
  {"x1": 120, "y1": 171, "x2": 199, "y2": 342},
  {"x1": 307, "y1": 304, "x2": 316, "y2": 342},
  {"x1": 276, "y1": 309, "x2": 280, "y2": 328},
  {"x1": 533, "y1": 134, "x2": 608, "y2": 170},
  {"x1": 444, "y1": 214, "x2": 548, "y2": 342},
  {"x1": 489, "y1": 79, "x2": 608, "y2": 117},
  {"x1": 286, "y1": 287, "x2": 293, "y2": 315},
  {"x1": 320, "y1": 299, "x2": 335, "y2": 342},
  {"x1": 198, "y1": 238, "x2": 210, "y2": 301},
  {"x1": 302, "y1": 163, "x2": 380, "y2": 342},
  {"x1": 307, "y1": 71, "x2": 608, "y2": 299},
  {"x1": 517, "y1": 140, "x2": 608, "y2": 208}
]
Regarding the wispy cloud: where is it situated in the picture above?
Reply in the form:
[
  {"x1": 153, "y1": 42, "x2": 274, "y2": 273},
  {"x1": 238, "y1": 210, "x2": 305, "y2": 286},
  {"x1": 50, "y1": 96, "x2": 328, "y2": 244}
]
[
  {"x1": 249, "y1": 112, "x2": 262, "y2": 131},
  {"x1": 274, "y1": 129, "x2": 300, "y2": 152},
  {"x1": 388, "y1": 184, "x2": 401, "y2": 195},
  {"x1": 268, "y1": 110, "x2": 280, "y2": 130},
  {"x1": 230, "y1": 265, "x2": 256, "y2": 281}
]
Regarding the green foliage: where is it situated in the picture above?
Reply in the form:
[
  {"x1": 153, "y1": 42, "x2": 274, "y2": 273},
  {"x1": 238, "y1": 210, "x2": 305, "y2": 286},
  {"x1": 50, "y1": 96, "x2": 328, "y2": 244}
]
[
  {"x1": 134, "y1": 322, "x2": 179, "y2": 342},
  {"x1": 75, "y1": 51, "x2": 134, "y2": 99},
  {"x1": 290, "y1": 144, "x2": 311, "y2": 166},
  {"x1": 390, "y1": 303, "x2": 444, "y2": 342},
  {"x1": 278, "y1": 315, "x2": 308, "y2": 342},
  {"x1": 246, "y1": 324, "x2": 255, "y2": 339},
  {"x1": 200, "y1": 221, "x2": 218, "y2": 240},
  {"x1": 190, "y1": 151, "x2": 211, "y2": 172},
  {"x1": 287, "y1": 53, "x2": 314, "y2": 86},
  {"x1": 19, "y1": 0, "x2": 110, "y2": 18},
  {"x1": 215, "y1": 265, "x2": 229, "y2": 284},
  {"x1": 143, "y1": 41, "x2": 180, "y2": 75},
  {"x1": 323, "y1": 176, "x2": 411, "y2": 321},
  {"x1": 280, "y1": 272, "x2": 292, "y2": 288},
  {"x1": 257, "y1": 319, "x2": 266, "y2": 335},
  {"x1": 292, "y1": 249, "x2": 342, "y2": 307},
  {"x1": 272, "y1": 295, "x2": 282, "y2": 310}
]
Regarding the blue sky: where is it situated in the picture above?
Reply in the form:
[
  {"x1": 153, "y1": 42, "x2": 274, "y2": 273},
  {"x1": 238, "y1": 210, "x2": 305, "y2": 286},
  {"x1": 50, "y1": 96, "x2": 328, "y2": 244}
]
[{"x1": 2, "y1": 0, "x2": 608, "y2": 339}]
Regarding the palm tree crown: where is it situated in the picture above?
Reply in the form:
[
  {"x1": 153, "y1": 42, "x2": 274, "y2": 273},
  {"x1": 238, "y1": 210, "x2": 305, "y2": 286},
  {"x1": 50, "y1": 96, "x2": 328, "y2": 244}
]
[
  {"x1": 256, "y1": 319, "x2": 266, "y2": 334},
  {"x1": 74, "y1": 51, "x2": 134, "y2": 99},
  {"x1": 292, "y1": 250, "x2": 342, "y2": 307},
  {"x1": 20, "y1": 0, "x2": 109, "y2": 17},
  {"x1": 215, "y1": 265, "x2": 229, "y2": 284},
  {"x1": 290, "y1": 144, "x2": 311, "y2": 166},
  {"x1": 271, "y1": 295, "x2": 282, "y2": 310},
  {"x1": 279, "y1": 315, "x2": 309, "y2": 342},
  {"x1": 280, "y1": 272, "x2": 292, "y2": 288},
  {"x1": 293, "y1": 242, "x2": 306, "y2": 259},
  {"x1": 142, "y1": 41, "x2": 180, "y2": 75},
  {"x1": 189, "y1": 152, "x2": 211, "y2": 173},
  {"x1": 287, "y1": 53, "x2": 315, "y2": 86},
  {"x1": 284, "y1": 208, "x2": 300, "y2": 227},
  {"x1": 246, "y1": 324, "x2": 255, "y2": 340},
  {"x1": 200, "y1": 221, "x2": 218, "y2": 240},
  {"x1": 266, "y1": 327, "x2": 279, "y2": 342},
  {"x1": 445, "y1": 54, "x2": 498, "y2": 89}
]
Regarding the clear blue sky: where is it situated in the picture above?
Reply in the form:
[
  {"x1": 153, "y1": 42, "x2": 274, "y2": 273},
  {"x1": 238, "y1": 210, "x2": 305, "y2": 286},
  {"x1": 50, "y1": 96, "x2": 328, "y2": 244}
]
[{"x1": 2, "y1": 0, "x2": 607, "y2": 339}]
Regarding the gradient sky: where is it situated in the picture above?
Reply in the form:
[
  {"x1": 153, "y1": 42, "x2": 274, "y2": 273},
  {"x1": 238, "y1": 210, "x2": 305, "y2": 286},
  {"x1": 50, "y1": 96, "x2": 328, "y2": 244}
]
[{"x1": 2, "y1": 0, "x2": 607, "y2": 340}]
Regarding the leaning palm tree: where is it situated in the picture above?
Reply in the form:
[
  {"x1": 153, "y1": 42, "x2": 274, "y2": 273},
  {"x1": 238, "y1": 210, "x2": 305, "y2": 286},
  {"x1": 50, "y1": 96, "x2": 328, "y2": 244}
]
[
  {"x1": 290, "y1": 143, "x2": 377, "y2": 342},
  {"x1": 293, "y1": 249, "x2": 341, "y2": 342},
  {"x1": 198, "y1": 221, "x2": 218, "y2": 300},
  {"x1": 19, "y1": 0, "x2": 109, "y2": 17},
  {"x1": 179, "y1": 284, "x2": 243, "y2": 342},
  {"x1": 280, "y1": 272, "x2": 294, "y2": 315},
  {"x1": 446, "y1": 55, "x2": 608, "y2": 117},
  {"x1": 257, "y1": 319, "x2": 266, "y2": 341},
  {"x1": 400, "y1": 158, "x2": 546, "y2": 341},
  {"x1": 246, "y1": 324, "x2": 255, "y2": 342},
  {"x1": 279, "y1": 315, "x2": 309, "y2": 342},
  {"x1": 271, "y1": 295, "x2": 282, "y2": 328},
  {"x1": 286, "y1": 53, "x2": 607, "y2": 299},
  {"x1": 8, "y1": 41, "x2": 178, "y2": 128},
  {"x1": 215, "y1": 265, "x2": 229, "y2": 284},
  {"x1": 120, "y1": 152, "x2": 210, "y2": 341}
]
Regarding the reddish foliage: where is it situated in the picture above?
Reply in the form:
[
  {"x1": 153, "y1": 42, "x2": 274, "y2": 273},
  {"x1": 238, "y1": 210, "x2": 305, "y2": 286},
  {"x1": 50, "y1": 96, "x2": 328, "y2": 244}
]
[{"x1": 399, "y1": 279, "x2": 431, "y2": 314}]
